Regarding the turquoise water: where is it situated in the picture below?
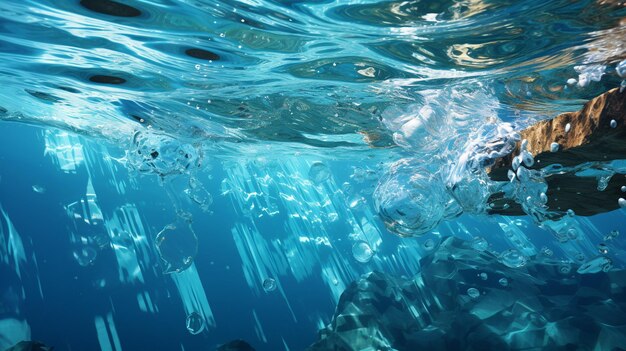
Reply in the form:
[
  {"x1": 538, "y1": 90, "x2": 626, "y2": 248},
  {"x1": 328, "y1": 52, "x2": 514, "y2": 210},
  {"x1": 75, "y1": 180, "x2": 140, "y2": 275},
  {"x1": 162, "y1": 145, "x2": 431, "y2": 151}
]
[{"x1": 0, "y1": 1, "x2": 626, "y2": 350}]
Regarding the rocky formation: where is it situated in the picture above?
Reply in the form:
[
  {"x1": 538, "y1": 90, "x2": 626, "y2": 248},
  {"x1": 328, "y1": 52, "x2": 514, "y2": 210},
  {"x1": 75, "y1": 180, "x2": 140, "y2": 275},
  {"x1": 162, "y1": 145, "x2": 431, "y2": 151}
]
[
  {"x1": 216, "y1": 340, "x2": 255, "y2": 351},
  {"x1": 4, "y1": 341, "x2": 53, "y2": 351},
  {"x1": 308, "y1": 237, "x2": 626, "y2": 351},
  {"x1": 488, "y1": 88, "x2": 626, "y2": 216}
]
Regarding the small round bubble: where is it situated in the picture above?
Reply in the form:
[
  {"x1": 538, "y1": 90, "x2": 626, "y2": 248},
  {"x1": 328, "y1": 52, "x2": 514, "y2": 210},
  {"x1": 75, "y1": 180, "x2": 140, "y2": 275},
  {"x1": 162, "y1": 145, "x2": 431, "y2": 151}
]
[
  {"x1": 500, "y1": 249, "x2": 528, "y2": 268},
  {"x1": 186, "y1": 312, "x2": 205, "y2": 335},
  {"x1": 467, "y1": 288, "x2": 480, "y2": 299},
  {"x1": 262, "y1": 278, "x2": 277, "y2": 292},
  {"x1": 550, "y1": 142, "x2": 559, "y2": 152},
  {"x1": 352, "y1": 241, "x2": 374, "y2": 263},
  {"x1": 308, "y1": 161, "x2": 331, "y2": 184}
]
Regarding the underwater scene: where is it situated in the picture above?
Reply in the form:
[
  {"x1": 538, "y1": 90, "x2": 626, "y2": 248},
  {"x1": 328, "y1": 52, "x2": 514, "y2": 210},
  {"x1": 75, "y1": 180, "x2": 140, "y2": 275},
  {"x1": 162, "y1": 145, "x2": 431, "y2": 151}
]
[{"x1": 1, "y1": 0, "x2": 626, "y2": 350}]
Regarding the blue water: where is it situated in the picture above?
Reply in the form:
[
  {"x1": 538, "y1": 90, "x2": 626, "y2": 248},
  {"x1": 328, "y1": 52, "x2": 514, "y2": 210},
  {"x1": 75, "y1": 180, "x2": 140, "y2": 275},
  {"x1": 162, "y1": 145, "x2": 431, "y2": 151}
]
[{"x1": 1, "y1": 0, "x2": 626, "y2": 350}]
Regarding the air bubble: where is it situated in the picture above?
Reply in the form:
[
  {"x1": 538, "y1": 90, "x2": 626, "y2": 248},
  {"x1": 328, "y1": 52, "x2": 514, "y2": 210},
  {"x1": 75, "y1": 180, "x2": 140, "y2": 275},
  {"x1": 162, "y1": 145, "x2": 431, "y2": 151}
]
[
  {"x1": 467, "y1": 288, "x2": 480, "y2": 299},
  {"x1": 550, "y1": 142, "x2": 559, "y2": 152},
  {"x1": 352, "y1": 241, "x2": 374, "y2": 263},
  {"x1": 308, "y1": 161, "x2": 331, "y2": 184},
  {"x1": 521, "y1": 150, "x2": 534, "y2": 167},
  {"x1": 541, "y1": 247, "x2": 553, "y2": 257},
  {"x1": 499, "y1": 249, "x2": 528, "y2": 268},
  {"x1": 470, "y1": 237, "x2": 488, "y2": 251},
  {"x1": 598, "y1": 243, "x2": 609, "y2": 255},
  {"x1": 604, "y1": 230, "x2": 619, "y2": 241},
  {"x1": 262, "y1": 278, "x2": 277, "y2": 292},
  {"x1": 186, "y1": 312, "x2": 205, "y2": 335},
  {"x1": 610, "y1": 119, "x2": 617, "y2": 128},
  {"x1": 511, "y1": 156, "x2": 521, "y2": 171},
  {"x1": 155, "y1": 222, "x2": 198, "y2": 274}
]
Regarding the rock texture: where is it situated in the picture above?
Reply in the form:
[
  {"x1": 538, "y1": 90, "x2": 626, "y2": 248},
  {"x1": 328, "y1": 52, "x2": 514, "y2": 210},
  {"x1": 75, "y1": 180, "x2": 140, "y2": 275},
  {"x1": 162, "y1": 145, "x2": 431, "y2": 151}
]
[
  {"x1": 216, "y1": 340, "x2": 256, "y2": 351},
  {"x1": 308, "y1": 237, "x2": 626, "y2": 351},
  {"x1": 489, "y1": 88, "x2": 626, "y2": 216},
  {"x1": 4, "y1": 341, "x2": 53, "y2": 351}
]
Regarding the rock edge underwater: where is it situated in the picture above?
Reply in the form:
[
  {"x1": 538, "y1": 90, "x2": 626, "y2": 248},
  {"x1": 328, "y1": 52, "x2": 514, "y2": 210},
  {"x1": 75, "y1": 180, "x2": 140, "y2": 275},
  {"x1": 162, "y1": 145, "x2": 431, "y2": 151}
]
[{"x1": 308, "y1": 237, "x2": 626, "y2": 351}]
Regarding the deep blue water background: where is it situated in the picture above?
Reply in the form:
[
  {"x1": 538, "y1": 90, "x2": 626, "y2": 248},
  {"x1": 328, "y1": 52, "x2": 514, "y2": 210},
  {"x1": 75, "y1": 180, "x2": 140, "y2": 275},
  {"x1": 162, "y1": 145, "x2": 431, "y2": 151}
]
[{"x1": 1, "y1": 121, "x2": 624, "y2": 351}]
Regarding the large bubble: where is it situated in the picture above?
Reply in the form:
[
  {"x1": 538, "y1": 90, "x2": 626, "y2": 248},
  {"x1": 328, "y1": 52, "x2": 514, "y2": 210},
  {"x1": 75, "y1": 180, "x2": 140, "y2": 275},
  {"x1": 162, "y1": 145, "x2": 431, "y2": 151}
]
[
  {"x1": 351, "y1": 241, "x2": 374, "y2": 263},
  {"x1": 373, "y1": 159, "x2": 447, "y2": 237},
  {"x1": 155, "y1": 221, "x2": 198, "y2": 274},
  {"x1": 185, "y1": 312, "x2": 205, "y2": 335},
  {"x1": 308, "y1": 161, "x2": 331, "y2": 184}
]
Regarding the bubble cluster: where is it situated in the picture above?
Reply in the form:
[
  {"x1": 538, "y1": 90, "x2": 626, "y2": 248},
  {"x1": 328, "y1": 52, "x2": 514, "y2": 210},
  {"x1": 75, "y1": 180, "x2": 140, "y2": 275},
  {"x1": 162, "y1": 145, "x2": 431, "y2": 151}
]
[
  {"x1": 127, "y1": 131, "x2": 202, "y2": 177},
  {"x1": 373, "y1": 160, "x2": 447, "y2": 237}
]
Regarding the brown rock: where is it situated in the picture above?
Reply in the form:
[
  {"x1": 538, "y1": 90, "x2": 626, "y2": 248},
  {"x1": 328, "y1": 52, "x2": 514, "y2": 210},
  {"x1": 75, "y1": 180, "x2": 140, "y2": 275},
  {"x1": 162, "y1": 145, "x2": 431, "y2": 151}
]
[{"x1": 488, "y1": 88, "x2": 626, "y2": 216}]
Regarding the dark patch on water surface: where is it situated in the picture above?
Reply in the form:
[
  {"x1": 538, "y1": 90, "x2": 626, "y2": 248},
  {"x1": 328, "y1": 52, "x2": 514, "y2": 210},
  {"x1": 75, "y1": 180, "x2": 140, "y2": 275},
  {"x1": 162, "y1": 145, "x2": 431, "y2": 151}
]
[
  {"x1": 89, "y1": 75, "x2": 127, "y2": 85},
  {"x1": 185, "y1": 48, "x2": 220, "y2": 61},
  {"x1": 80, "y1": 0, "x2": 142, "y2": 18},
  {"x1": 0, "y1": 106, "x2": 7, "y2": 115},
  {"x1": 25, "y1": 89, "x2": 62, "y2": 103}
]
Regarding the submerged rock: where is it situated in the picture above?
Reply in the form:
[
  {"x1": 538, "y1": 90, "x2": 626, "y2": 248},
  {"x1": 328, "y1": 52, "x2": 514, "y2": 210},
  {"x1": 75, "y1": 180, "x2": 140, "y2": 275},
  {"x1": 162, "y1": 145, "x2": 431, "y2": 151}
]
[
  {"x1": 489, "y1": 88, "x2": 626, "y2": 216},
  {"x1": 216, "y1": 340, "x2": 255, "y2": 351},
  {"x1": 308, "y1": 237, "x2": 626, "y2": 351},
  {"x1": 5, "y1": 341, "x2": 53, "y2": 351}
]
